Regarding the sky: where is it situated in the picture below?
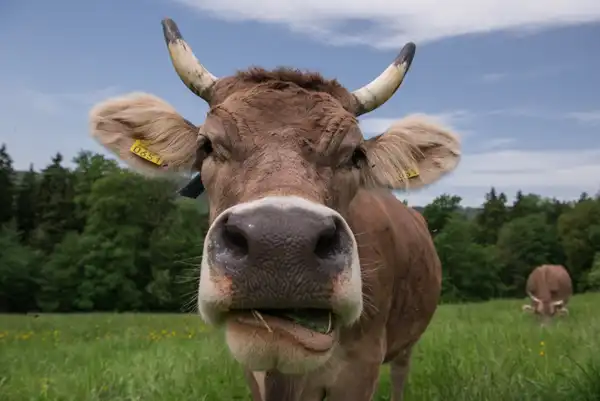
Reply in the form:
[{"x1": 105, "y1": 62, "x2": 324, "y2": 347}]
[{"x1": 1, "y1": 0, "x2": 599, "y2": 207}]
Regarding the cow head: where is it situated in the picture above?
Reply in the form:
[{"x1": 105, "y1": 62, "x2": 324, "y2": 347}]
[
  {"x1": 522, "y1": 292, "x2": 568, "y2": 324},
  {"x1": 89, "y1": 18, "x2": 462, "y2": 374}
]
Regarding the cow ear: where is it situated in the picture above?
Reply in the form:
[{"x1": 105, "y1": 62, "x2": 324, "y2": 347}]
[
  {"x1": 89, "y1": 92, "x2": 200, "y2": 177},
  {"x1": 359, "y1": 114, "x2": 461, "y2": 190}
]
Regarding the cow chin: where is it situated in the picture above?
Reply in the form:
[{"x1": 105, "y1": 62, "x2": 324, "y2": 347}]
[{"x1": 224, "y1": 316, "x2": 336, "y2": 374}]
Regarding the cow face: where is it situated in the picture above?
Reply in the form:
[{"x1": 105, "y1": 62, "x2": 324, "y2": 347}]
[
  {"x1": 88, "y1": 18, "x2": 462, "y2": 374},
  {"x1": 522, "y1": 298, "x2": 567, "y2": 324}
]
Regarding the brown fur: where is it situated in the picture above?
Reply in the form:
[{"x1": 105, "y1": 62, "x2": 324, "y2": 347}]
[
  {"x1": 210, "y1": 67, "x2": 360, "y2": 112},
  {"x1": 89, "y1": 66, "x2": 461, "y2": 400},
  {"x1": 242, "y1": 189, "x2": 440, "y2": 401},
  {"x1": 523, "y1": 264, "x2": 573, "y2": 322}
]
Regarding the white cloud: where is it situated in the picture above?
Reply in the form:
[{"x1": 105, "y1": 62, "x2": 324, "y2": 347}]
[
  {"x1": 481, "y1": 72, "x2": 508, "y2": 83},
  {"x1": 175, "y1": 0, "x2": 600, "y2": 48},
  {"x1": 0, "y1": 86, "x2": 122, "y2": 171},
  {"x1": 477, "y1": 137, "x2": 515, "y2": 151},
  {"x1": 398, "y1": 147, "x2": 600, "y2": 206},
  {"x1": 360, "y1": 106, "x2": 600, "y2": 141},
  {"x1": 413, "y1": 107, "x2": 600, "y2": 129},
  {"x1": 485, "y1": 108, "x2": 553, "y2": 119},
  {"x1": 360, "y1": 110, "x2": 474, "y2": 137},
  {"x1": 567, "y1": 111, "x2": 600, "y2": 125},
  {"x1": 483, "y1": 107, "x2": 600, "y2": 127},
  {"x1": 453, "y1": 148, "x2": 600, "y2": 188},
  {"x1": 16, "y1": 86, "x2": 120, "y2": 116},
  {"x1": 479, "y1": 65, "x2": 570, "y2": 84}
]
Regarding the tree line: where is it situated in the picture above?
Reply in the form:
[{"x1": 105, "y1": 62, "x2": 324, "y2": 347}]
[{"x1": 0, "y1": 143, "x2": 599, "y2": 313}]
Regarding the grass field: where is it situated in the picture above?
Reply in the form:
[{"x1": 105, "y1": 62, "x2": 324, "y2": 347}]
[{"x1": 1, "y1": 294, "x2": 600, "y2": 401}]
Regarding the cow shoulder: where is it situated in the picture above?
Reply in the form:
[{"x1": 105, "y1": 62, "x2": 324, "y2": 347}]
[{"x1": 347, "y1": 188, "x2": 441, "y2": 318}]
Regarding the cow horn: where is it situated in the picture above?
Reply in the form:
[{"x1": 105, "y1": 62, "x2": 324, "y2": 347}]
[
  {"x1": 351, "y1": 42, "x2": 416, "y2": 117},
  {"x1": 527, "y1": 292, "x2": 541, "y2": 303},
  {"x1": 161, "y1": 18, "x2": 218, "y2": 103}
]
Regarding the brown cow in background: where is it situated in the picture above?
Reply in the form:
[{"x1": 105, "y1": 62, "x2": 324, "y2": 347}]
[
  {"x1": 88, "y1": 18, "x2": 462, "y2": 401},
  {"x1": 522, "y1": 264, "x2": 573, "y2": 324}
]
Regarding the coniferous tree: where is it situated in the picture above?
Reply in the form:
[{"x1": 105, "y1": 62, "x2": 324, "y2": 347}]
[
  {"x1": 475, "y1": 187, "x2": 508, "y2": 245},
  {"x1": 32, "y1": 153, "x2": 76, "y2": 253},
  {"x1": 0, "y1": 144, "x2": 15, "y2": 226},
  {"x1": 14, "y1": 164, "x2": 38, "y2": 242}
]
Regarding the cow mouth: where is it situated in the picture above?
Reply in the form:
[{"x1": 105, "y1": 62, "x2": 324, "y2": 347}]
[{"x1": 228, "y1": 308, "x2": 336, "y2": 352}]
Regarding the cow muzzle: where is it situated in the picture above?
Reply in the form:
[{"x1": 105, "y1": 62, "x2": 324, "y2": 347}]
[{"x1": 197, "y1": 196, "x2": 363, "y2": 373}]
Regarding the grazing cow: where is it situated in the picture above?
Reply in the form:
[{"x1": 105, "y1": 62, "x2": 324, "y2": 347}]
[
  {"x1": 522, "y1": 264, "x2": 573, "y2": 324},
  {"x1": 89, "y1": 18, "x2": 462, "y2": 401}
]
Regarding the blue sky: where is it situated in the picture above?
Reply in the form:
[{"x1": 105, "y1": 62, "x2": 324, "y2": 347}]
[{"x1": 1, "y1": 0, "x2": 599, "y2": 206}]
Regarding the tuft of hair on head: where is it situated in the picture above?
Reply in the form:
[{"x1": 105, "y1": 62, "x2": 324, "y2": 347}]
[
  {"x1": 360, "y1": 114, "x2": 461, "y2": 191},
  {"x1": 89, "y1": 92, "x2": 200, "y2": 177}
]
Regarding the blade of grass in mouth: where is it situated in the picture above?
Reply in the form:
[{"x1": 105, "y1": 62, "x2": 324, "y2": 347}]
[{"x1": 279, "y1": 311, "x2": 333, "y2": 334}]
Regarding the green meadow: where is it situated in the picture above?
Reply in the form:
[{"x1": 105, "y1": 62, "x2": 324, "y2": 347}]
[{"x1": 1, "y1": 293, "x2": 599, "y2": 401}]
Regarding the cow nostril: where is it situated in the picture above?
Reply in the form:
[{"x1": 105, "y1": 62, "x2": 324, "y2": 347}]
[
  {"x1": 222, "y1": 218, "x2": 249, "y2": 258},
  {"x1": 314, "y1": 218, "x2": 344, "y2": 260}
]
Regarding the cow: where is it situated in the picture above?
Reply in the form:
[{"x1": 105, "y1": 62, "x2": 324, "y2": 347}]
[
  {"x1": 522, "y1": 264, "x2": 573, "y2": 325},
  {"x1": 88, "y1": 18, "x2": 462, "y2": 401}
]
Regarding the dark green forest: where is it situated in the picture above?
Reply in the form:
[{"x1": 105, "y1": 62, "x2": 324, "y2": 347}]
[{"x1": 1, "y1": 143, "x2": 599, "y2": 313}]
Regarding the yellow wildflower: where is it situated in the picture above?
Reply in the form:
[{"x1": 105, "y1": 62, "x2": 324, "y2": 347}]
[{"x1": 40, "y1": 378, "x2": 50, "y2": 396}]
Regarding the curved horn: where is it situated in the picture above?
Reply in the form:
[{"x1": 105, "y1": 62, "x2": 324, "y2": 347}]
[
  {"x1": 161, "y1": 18, "x2": 218, "y2": 102},
  {"x1": 527, "y1": 292, "x2": 541, "y2": 303},
  {"x1": 352, "y1": 42, "x2": 416, "y2": 117}
]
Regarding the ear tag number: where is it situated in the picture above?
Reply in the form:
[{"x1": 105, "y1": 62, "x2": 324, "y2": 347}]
[
  {"x1": 130, "y1": 140, "x2": 165, "y2": 166},
  {"x1": 403, "y1": 168, "x2": 420, "y2": 179}
]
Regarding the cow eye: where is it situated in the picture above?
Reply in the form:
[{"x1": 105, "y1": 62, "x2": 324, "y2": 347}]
[
  {"x1": 195, "y1": 136, "x2": 213, "y2": 169},
  {"x1": 201, "y1": 138, "x2": 213, "y2": 155},
  {"x1": 350, "y1": 147, "x2": 367, "y2": 168}
]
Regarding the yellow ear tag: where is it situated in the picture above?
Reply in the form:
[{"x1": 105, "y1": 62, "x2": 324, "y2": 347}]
[
  {"x1": 129, "y1": 140, "x2": 165, "y2": 166},
  {"x1": 403, "y1": 168, "x2": 420, "y2": 179}
]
